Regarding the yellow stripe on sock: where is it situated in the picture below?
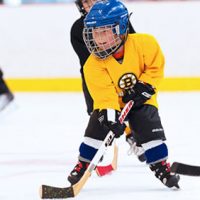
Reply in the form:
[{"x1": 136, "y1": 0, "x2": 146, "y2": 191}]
[{"x1": 125, "y1": 126, "x2": 132, "y2": 136}]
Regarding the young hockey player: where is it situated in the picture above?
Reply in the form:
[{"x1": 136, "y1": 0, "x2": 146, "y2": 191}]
[
  {"x1": 70, "y1": 0, "x2": 146, "y2": 162},
  {"x1": 67, "y1": 0, "x2": 180, "y2": 189},
  {"x1": 0, "y1": 68, "x2": 14, "y2": 112}
]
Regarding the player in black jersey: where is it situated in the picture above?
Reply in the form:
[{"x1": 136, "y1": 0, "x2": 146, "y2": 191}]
[{"x1": 0, "y1": 68, "x2": 14, "y2": 112}]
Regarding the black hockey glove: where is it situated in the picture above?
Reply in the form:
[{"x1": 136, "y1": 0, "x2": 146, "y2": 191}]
[
  {"x1": 122, "y1": 81, "x2": 155, "y2": 108},
  {"x1": 98, "y1": 109, "x2": 126, "y2": 138}
]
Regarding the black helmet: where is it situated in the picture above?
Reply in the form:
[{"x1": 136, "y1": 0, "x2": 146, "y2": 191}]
[
  {"x1": 75, "y1": 0, "x2": 87, "y2": 16},
  {"x1": 75, "y1": 0, "x2": 99, "y2": 17}
]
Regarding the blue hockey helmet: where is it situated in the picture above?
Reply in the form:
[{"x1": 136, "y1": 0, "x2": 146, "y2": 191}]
[{"x1": 83, "y1": 0, "x2": 129, "y2": 59}]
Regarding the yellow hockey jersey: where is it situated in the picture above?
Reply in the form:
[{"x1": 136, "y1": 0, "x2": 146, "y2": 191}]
[{"x1": 84, "y1": 33, "x2": 165, "y2": 111}]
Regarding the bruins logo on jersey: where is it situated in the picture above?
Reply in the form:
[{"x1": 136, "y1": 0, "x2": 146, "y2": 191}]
[{"x1": 118, "y1": 73, "x2": 137, "y2": 90}]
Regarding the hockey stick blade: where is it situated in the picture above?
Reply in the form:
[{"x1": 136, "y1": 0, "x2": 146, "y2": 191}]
[
  {"x1": 171, "y1": 162, "x2": 200, "y2": 176},
  {"x1": 40, "y1": 185, "x2": 74, "y2": 199},
  {"x1": 96, "y1": 144, "x2": 118, "y2": 176},
  {"x1": 40, "y1": 170, "x2": 91, "y2": 198},
  {"x1": 39, "y1": 100, "x2": 133, "y2": 199},
  {"x1": 95, "y1": 165, "x2": 114, "y2": 177}
]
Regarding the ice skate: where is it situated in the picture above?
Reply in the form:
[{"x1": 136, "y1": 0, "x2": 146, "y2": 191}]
[
  {"x1": 126, "y1": 133, "x2": 146, "y2": 162},
  {"x1": 150, "y1": 160, "x2": 180, "y2": 188},
  {"x1": 0, "y1": 92, "x2": 14, "y2": 112},
  {"x1": 68, "y1": 160, "x2": 89, "y2": 185}
]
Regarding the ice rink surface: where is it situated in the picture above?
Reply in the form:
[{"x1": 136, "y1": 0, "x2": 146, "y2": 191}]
[{"x1": 1, "y1": 92, "x2": 200, "y2": 200}]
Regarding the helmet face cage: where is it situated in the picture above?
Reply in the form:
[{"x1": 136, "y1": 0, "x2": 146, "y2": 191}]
[{"x1": 83, "y1": 24, "x2": 127, "y2": 59}]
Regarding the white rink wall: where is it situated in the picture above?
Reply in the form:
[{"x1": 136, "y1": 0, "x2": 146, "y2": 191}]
[{"x1": 0, "y1": 1, "x2": 200, "y2": 78}]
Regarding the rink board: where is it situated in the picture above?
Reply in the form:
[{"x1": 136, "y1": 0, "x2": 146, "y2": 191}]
[{"x1": 5, "y1": 77, "x2": 200, "y2": 92}]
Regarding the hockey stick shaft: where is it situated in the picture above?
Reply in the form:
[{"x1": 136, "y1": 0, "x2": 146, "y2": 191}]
[
  {"x1": 171, "y1": 161, "x2": 200, "y2": 176},
  {"x1": 76, "y1": 100, "x2": 134, "y2": 172},
  {"x1": 96, "y1": 119, "x2": 133, "y2": 176},
  {"x1": 40, "y1": 100, "x2": 134, "y2": 199}
]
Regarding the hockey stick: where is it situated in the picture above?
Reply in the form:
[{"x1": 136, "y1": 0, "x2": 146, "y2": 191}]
[
  {"x1": 96, "y1": 124, "x2": 132, "y2": 176},
  {"x1": 96, "y1": 123, "x2": 134, "y2": 176},
  {"x1": 171, "y1": 162, "x2": 200, "y2": 176},
  {"x1": 95, "y1": 143, "x2": 118, "y2": 176},
  {"x1": 39, "y1": 100, "x2": 134, "y2": 199}
]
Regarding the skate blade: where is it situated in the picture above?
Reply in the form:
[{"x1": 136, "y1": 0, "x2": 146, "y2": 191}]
[{"x1": 0, "y1": 100, "x2": 18, "y2": 119}]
